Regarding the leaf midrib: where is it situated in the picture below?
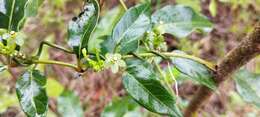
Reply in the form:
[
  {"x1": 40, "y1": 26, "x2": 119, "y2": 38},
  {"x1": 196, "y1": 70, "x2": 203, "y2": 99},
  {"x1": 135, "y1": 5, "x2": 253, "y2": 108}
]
[
  {"x1": 125, "y1": 72, "x2": 176, "y2": 115},
  {"x1": 113, "y1": 5, "x2": 148, "y2": 52},
  {"x1": 164, "y1": 21, "x2": 212, "y2": 27}
]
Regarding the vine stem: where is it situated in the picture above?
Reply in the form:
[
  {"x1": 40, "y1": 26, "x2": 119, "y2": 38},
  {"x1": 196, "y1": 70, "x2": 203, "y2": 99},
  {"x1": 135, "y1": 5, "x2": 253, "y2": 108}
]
[
  {"x1": 119, "y1": 0, "x2": 128, "y2": 11},
  {"x1": 33, "y1": 60, "x2": 79, "y2": 71},
  {"x1": 123, "y1": 52, "x2": 216, "y2": 71}
]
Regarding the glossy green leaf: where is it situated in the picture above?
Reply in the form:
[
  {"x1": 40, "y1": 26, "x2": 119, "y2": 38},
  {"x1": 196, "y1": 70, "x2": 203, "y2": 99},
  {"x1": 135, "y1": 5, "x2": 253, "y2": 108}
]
[
  {"x1": 57, "y1": 90, "x2": 84, "y2": 117},
  {"x1": 122, "y1": 59, "x2": 182, "y2": 117},
  {"x1": 100, "y1": 35, "x2": 113, "y2": 55},
  {"x1": 101, "y1": 96, "x2": 139, "y2": 117},
  {"x1": 88, "y1": 6, "x2": 124, "y2": 53},
  {"x1": 171, "y1": 51, "x2": 216, "y2": 90},
  {"x1": 0, "y1": 0, "x2": 44, "y2": 31},
  {"x1": 67, "y1": 0, "x2": 99, "y2": 58},
  {"x1": 0, "y1": 65, "x2": 7, "y2": 73},
  {"x1": 101, "y1": 4, "x2": 151, "y2": 54},
  {"x1": 152, "y1": 5, "x2": 213, "y2": 38},
  {"x1": 234, "y1": 69, "x2": 260, "y2": 108},
  {"x1": 16, "y1": 70, "x2": 48, "y2": 117}
]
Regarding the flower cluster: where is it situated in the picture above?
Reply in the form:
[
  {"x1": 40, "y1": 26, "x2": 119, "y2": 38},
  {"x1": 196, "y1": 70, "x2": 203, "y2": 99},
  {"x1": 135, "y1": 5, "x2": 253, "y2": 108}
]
[
  {"x1": 0, "y1": 30, "x2": 24, "y2": 56},
  {"x1": 81, "y1": 48, "x2": 126, "y2": 73},
  {"x1": 82, "y1": 48, "x2": 104, "y2": 72},
  {"x1": 145, "y1": 29, "x2": 167, "y2": 51},
  {"x1": 104, "y1": 53, "x2": 126, "y2": 73}
]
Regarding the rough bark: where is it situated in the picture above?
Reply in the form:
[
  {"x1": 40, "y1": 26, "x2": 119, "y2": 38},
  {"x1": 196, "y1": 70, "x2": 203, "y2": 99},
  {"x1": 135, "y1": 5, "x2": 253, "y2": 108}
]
[{"x1": 184, "y1": 22, "x2": 260, "y2": 117}]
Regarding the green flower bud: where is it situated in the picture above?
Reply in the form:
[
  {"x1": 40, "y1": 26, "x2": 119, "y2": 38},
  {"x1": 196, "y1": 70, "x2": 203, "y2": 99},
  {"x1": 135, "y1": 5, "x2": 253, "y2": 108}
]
[
  {"x1": 0, "y1": 31, "x2": 24, "y2": 56},
  {"x1": 81, "y1": 48, "x2": 105, "y2": 72},
  {"x1": 82, "y1": 48, "x2": 88, "y2": 58}
]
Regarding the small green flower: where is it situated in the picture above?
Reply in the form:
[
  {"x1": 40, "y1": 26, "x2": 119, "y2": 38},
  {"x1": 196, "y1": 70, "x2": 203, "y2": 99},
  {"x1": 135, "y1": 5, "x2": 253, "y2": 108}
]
[
  {"x1": 82, "y1": 48, "x2": 88, "y2": 58},
  {"x1": 89, "y1": 60, "x2": 104, "y2": 72},
  {"x1": 0, "y1": 31, "x2": 24, "y2": 56},
  {"x1": 104, "y1": 53, "x2": 126, "y2": 73},
  {"x1": 81, "y1": 48, "x2": 105, "y2": 72},
  {"x1": 145, "y1": 30, "x2": 167, "y2": 51}
]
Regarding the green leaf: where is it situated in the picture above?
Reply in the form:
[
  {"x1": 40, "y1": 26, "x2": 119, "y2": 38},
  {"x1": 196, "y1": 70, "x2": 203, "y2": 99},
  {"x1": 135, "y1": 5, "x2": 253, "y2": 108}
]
[
  {"x1": 57, "y1": 90, "x2": 84, "y2": 117},
  {"x1": 170, "y1": 51, "x2": 216, "y2": 90},
  {"x1": 152, "y1": 5, "x2": 213, "y2": 38},
  {"x1": 234, "y1": 69, "x2": 260, "y2": 108},
  {"x1": 46, "y1": 78, "x2": 64, "y2": 98},
  {"x1": 100, "y1": 35, "x2": 113, "y2": 55},
  {"x1": 101, "y1": 96, "x2": 139, "y2": 117},
  {"x1": 122, "y1": 59, "x2": 182, "y2": 117},
  {"x1": 209, "y1": 0, "x2": 217, "y2": 17},
  {"x1": 101, "y1": 4, "x2": 151, "y2": 54},
  {"x1": 16, "y1": 69, "x2": 48, "y2": 117},
  {"x1": 88, "y1": 6, "x2": 124, "y2": 53},
  {"x1": 67, "y1": 0, "x2": 99, "y2": 58},
  {"x1": 0, "y1": 65, "x2": 7, "y2": 73},
  {"x1": 0, "y1": 91, "x2": 18, "y2": 113},
  {"x1": 0, "y1": 0, "x2": 44, "y2": 31},
  {"x1": 165, "y1": 66, "x2": 190, "y2": 83}
]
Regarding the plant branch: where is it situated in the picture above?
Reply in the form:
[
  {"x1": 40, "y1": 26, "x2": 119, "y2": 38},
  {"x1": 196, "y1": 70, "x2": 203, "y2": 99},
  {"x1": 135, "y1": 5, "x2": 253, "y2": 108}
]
[
  {"x1": 149, "y1": 50, "x2": 168, "y2": 60},
  {"x1": 36, "y1": 41, "x2": 74, "y2": 57},
  {"x1": 33, "y1": 60, "x2": 79, "y2": 71},
  {"x1": 184, "y1": 22, "x2": 260, "y2": 117},
  {"x1": 123, "y1": 52, "x2": 216, "y2": 71}
]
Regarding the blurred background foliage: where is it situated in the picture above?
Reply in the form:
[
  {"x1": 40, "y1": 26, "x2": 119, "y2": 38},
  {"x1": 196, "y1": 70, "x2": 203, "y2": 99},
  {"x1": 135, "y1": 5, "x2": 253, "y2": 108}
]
[{"x1": 0, "y1": 0, "x2": 260, "y2": 117}]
